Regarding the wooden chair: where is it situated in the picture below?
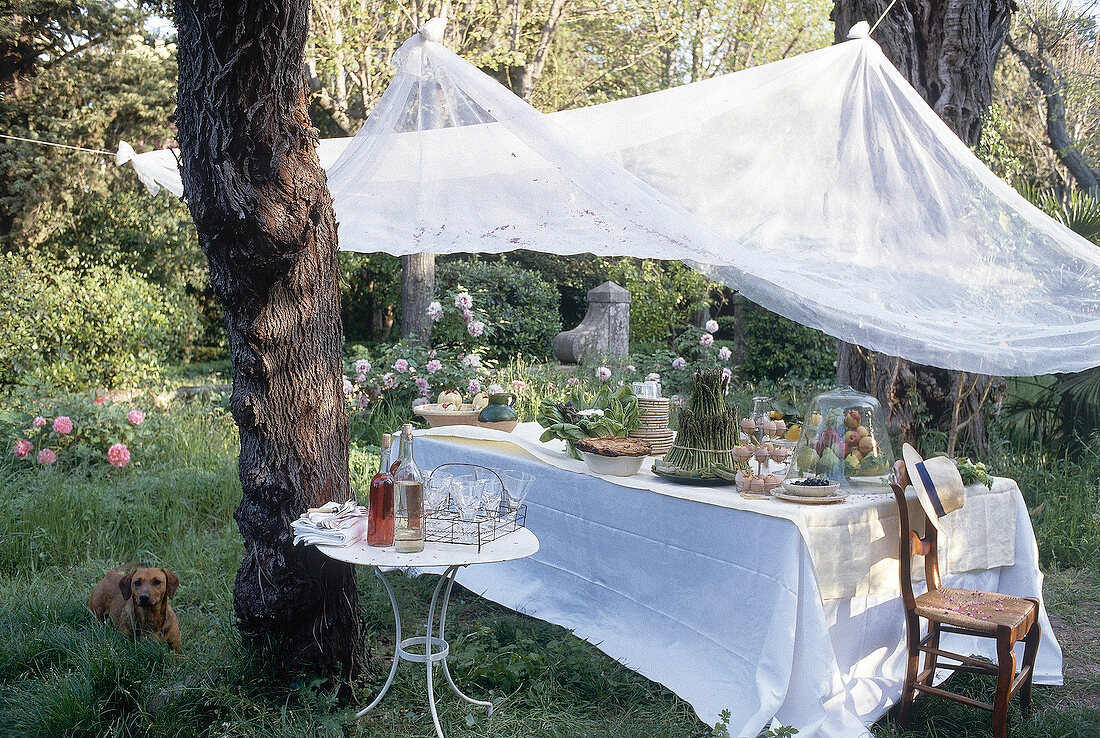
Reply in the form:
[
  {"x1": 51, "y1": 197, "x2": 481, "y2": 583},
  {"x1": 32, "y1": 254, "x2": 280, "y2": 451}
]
[{"x1": 891, "y1": 482, "x2": 1040, "y2": 738}]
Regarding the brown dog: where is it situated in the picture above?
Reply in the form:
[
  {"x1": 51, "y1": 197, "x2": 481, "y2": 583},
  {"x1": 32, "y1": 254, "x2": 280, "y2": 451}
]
[{"x1": 89, "y1": 563, "x2": 181, "y2": 652}]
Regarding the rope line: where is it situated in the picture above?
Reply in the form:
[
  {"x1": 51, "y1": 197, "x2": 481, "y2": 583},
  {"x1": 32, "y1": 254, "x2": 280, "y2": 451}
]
[
  {"x1": 0, "y1": 133, "x2": 114, "y2": 156},
  {"x1": 869, "y1": 0, "x2": 900, "y2": 35}
]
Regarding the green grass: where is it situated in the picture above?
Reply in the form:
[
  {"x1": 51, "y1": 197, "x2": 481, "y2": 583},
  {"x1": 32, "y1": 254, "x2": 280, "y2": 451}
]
[{"x1": 0, "y1": 398, "x2": 1097, "y2": 737}]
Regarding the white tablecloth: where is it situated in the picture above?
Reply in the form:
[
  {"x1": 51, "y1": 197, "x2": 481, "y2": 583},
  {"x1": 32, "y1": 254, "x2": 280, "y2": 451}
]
[{"x1": 414, "y1": 426, "x2": 1063, "y2": 738}]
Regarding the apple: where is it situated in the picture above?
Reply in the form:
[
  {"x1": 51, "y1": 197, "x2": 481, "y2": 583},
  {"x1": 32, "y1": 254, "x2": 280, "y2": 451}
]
[
  {"x1": 858, "y1": 435, "x2": 875, "y2": 454},
  {"x1": 856, "y1": 425, "x2": 870, "y2": 438},
  {"x1": 844, "y1": 430, "x2": 860, "y2": 446},
  {"x1": 844, "y1": 409, "x2": 861, "y2": 429}
]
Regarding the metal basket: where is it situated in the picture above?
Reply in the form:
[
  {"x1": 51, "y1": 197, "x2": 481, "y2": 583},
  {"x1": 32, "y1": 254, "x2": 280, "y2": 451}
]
[{"x1": 424, "y1": 463, "x2": 528, "y2": 551}]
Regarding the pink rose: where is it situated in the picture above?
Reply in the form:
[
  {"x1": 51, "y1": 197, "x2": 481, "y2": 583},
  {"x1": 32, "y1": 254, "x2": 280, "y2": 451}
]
[
  {"x1": 412, "y1": 397, "x2": 429, "y2": 408},
  {"x1": 672, "y1": 357, "x2": 687, "y2": 371},
  {"x1": 53, "y1": 416, "x2": 73, "y2": 434},
  {"x1": 718, "y1": 346, "x2": 732, "y2": 362},
  {"x1": 94, "y1": 395, "x2": 107, "y2": 405},
  {"x1": 426, "y1": 301, "x2": 443, "y2": 321},
  {"x1": 107, "y1": 443, "x2": 130, "y2": 468},
  {"x1": 127, "y1": 409, "x2": 145, "y2": 425},
  {"x1": 705, "y1": 319, "x2": 719, "y2": 333},
  {"x1": 32, "y1": 416, "x2": 46, "y2": 428},
  {"x1": 646, "y1": 372, "x2": 661, "y2": 382},
  {"x1": 382, "y1": 373, "x2": 397, "y2": 389},
  {"x1": 467, "y1": 320, "x2": 485, "y2": 338},
  {"x1": 354, "y1": 359, "x2": 371, "y2": 375},
  {"x1": 595, "y1": 366, "x2": 612, "y2": 382},
  {"x1": 566, "y1": 377, "x2": 579, "y2": 386},
  {"x1": 511, "y1": 379, "x2": 529, "y2": 392},
  {"x1": 13, "y1": 439, "x2": 32, "y2": 458},
  {"x1": 721, "y1": 367, "x2": 732, "y2": 382},
  {"x1": 454, "y1": 291, "x2": 473, "y2": 310},
  {"x1": 37, "y1": 448, "x2": 57, "y2": 465},
  {"x1": 467, "y1": 379, "x2": 481, "y2": 395},
  {"x1": 356, "y1": 372, "x2": 367, "y2": 383},
  {"x1": 393, "y1": 359, "x2": 409, "y2": 373},
  {"x1": 415, "y1": 377, "x2": 431, "y2": 393},
  {"x1": 426, "y1": 359, "x2": 442, "y2": 374},
  {"x1": 700, "y1": 333, "x2": 714, "y2": 347},
  {"x1": 462, "y1": 354, "x2": 481, "y2": 369}
]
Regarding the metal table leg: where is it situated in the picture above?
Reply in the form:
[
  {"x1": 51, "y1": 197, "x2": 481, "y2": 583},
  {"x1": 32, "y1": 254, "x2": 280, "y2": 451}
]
[{"x1": 356, "y1": 565, "x2": 494, "y2": 738}]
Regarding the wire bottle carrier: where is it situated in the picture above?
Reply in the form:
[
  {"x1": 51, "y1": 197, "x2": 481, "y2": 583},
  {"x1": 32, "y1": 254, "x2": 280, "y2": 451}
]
[{"x1": 424, "y1": 464, "x2": 527, "y2": 551}]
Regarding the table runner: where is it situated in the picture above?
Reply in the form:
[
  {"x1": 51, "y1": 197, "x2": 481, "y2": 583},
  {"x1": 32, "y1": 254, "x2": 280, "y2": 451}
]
[{"x1": 418, "y1": 423, "x2": 1017, "y2": 600}]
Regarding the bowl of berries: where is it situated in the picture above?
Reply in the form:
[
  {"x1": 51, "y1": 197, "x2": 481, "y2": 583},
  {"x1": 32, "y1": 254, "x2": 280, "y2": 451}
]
[{"x1": 781, "y1": 477, "x2": 841, "y2": 498}]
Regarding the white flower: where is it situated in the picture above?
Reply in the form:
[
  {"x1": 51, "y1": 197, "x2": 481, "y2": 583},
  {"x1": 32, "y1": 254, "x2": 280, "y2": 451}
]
[
  {"x1": 595, "y1": 366, "x2": 612, "y2": 382},
  {"x1": 393, "y1": 358, "x2": 409, "y2": 373},
  {"x1": 454, "y1": 291, "x2": 473, "y2": 310},
  {"x1": 718, "y1": 346, "x2": 732, "y2": 362},
  {"x1": 705, "y1": 319, "x2": 719, "y2": 333},
  {"x1": 354, "y1": 359, "x2": 371, "y2": 374},
  {"x1": 355, "y1": 372, "x2": 366, "y2": 383},
  {"x1": 426, "y1": 301, "x2": 443, "y2": 321},
  {"x1": 488, "y1": 383, "x2": 505, "y2": 395},
  {"x1": 467, "y1": 378, "x2": 481, "y2": 395},
  {"x1": 721, "y1": 367, "x2": 732, "y2": 382},
  {"x1": 467, "y1": 320, "x2": 485, "y2": 337},
  {"x1": 426, "y1": 359, "x2": 442, "y2": 373},
  {"x1": 412, "y1": 397, "x2": 429, "y2": 408},
  {"x1": 672, "y1": 357, "x2": 687, "y2": 371},
  {"x1": 342, "y1": 376, "x2": 354, "y2": 394},
  {"x1": 626, "y1": 364, "x2": 636, "y2": 372},
  {"x1": 646, "y1": 372, "x2": 660, "y2": 382},
  {"x1": 700, "y1": 332, "x2": 714, "y2": 347},
  {"x1": 462, "y1": 354, "x2": 482, "y2": 369},
  {"x1": 576, "y1": 408, "x2": 605, "y2": 417},
  {"x1": 382, "y1": 372, "x2": 397, "y2": 388}
]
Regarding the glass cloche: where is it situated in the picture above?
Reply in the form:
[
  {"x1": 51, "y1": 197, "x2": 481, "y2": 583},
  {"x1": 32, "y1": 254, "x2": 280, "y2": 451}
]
[{"x1": 784, "y1": 386, "x2": 895, "y2": 488}]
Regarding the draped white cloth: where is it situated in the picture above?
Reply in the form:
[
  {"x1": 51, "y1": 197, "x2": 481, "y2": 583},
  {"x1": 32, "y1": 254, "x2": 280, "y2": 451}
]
[{"x1": 122, "y1": 23, "x2": 1100, "y2": 375}]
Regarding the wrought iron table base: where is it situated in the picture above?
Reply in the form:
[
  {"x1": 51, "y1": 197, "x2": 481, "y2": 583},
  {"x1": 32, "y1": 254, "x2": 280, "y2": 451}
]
[{"x1": 356, "y1": 565, "x2": 493, "y2": 737}]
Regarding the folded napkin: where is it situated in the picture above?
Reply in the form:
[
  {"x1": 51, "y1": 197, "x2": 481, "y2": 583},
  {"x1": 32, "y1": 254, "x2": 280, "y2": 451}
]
[{"x1": 292, "y1": 500, "x2": 368, "y2": 547}]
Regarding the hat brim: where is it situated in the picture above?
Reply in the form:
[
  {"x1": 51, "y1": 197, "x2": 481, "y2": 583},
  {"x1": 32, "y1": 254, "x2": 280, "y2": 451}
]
[{"x1": 902, "y1": 443, "x2": 950, "y2": 534}]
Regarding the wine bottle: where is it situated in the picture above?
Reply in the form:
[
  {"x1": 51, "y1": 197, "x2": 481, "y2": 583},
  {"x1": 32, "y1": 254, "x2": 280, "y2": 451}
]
[
  {"x1": 367, "y1": 433, "x2": 395, "y2": 547},
  {"x1": 392, "y1": 424, "x2": 425, "y2": 553}
]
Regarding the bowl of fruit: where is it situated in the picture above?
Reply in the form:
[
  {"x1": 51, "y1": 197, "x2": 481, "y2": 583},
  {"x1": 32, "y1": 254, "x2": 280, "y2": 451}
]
[
  {"x1": 781, "y1": 477, "x2": 841, "y2": 498},
  {"x1": 413, "y1": 390, "x2": 518, "y2": 432}
]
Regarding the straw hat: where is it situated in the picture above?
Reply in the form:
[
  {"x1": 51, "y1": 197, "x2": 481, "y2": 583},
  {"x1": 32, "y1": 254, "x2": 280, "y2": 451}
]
[{"x1": 901, "y1": 443, "x2": 966, "y2": 533}]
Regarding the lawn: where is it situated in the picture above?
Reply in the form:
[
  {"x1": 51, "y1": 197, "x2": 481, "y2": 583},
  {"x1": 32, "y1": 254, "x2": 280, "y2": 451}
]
[{"x1": 0, "y1": 393, "x2": 1097, "y2": 738}]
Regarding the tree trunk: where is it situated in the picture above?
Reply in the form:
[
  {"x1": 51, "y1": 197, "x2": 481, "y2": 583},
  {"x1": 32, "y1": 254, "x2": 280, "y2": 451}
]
[
  {"x1": 175, "y1": 0, "x2": 362, "y2": 678},
  {"x1": 832, "y1": 0, "x2": 1013, "y2": 455},
  {"x1": 401, "y1": 252, "x2": 435, "y2": 343},
  {"x1": 833, "y1": 0, "x2": 1013, "y2": 147}
]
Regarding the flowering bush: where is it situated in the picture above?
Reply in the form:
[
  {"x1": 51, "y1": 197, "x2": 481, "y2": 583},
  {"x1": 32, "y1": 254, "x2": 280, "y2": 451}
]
[
  {"x1": 4, "y1": 392, "x2": 154, "y2": 472},
  {"x1": 343, "y1": 341, "x2": 494, "y2": 414}
]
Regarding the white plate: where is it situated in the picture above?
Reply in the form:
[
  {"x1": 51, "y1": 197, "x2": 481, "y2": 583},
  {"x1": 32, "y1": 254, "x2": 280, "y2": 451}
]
[{"x1": 774, "y1": 491, "x2": 848, "y2": 504}]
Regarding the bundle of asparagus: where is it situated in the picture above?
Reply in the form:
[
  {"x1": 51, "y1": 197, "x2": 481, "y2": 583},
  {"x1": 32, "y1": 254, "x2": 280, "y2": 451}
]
[{"x1": 655, "y1": 369, "x2": 745, "y2": 479}]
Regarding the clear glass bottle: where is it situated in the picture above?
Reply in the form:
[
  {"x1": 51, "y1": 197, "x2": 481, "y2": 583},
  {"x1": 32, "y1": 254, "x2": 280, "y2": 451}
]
[
  {"x1": 392, "y1": 424, "x2": 425, "y2": 553},
  {"x1": 367, "y1": 433, "x2": 395, "y2": 547}
]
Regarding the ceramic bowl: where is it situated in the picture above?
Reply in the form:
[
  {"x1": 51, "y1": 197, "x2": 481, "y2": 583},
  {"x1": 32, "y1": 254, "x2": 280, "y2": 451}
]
[
  {"x1": 580, "y1": 451, "x2": 646, "y2": 477},
  {"x1": 781, "y1": 478, "x2": 841, "y2": 498},
  {"x1": 412, "y1": 404, "x2": 518, "y2": 432}
]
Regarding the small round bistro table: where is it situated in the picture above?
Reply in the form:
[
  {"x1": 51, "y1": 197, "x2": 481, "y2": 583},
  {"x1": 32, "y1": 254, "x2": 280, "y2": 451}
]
[{"x1": 317, "y1": 528, "x2": 539, "y2": 738}]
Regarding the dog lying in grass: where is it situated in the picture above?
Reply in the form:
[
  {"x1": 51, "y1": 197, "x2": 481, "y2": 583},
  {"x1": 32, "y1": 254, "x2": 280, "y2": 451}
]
[{"x1": 89, "y1": 562, "x2": 181, "y2": 652}]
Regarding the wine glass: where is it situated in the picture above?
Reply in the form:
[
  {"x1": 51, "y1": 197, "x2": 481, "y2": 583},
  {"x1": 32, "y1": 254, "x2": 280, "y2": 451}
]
[
  {"x1": 500, "y1": 470, "x2": 535, "y2": 510},
  {"x1": 451, "y1": 478, "x2": 484, "y2": 522},
  {"x1": 425, "y1": 470, "x2": 453, "y2": 513}
]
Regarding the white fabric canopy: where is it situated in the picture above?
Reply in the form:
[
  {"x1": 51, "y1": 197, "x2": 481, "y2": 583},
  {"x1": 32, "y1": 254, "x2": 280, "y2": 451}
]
[{"x1": 123, "y1": 23, "x2": 1100, "y2": 375}]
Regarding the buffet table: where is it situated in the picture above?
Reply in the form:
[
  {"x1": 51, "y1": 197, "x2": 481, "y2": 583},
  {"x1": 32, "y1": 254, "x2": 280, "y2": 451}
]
[{"x1": 414, "y1": 423, "x2": 1063, "y2": 738}]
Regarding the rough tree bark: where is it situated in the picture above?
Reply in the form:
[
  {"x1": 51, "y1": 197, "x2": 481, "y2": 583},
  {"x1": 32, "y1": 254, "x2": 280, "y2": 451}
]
[
  {"x1": 401, "y1": 252, "x2": 435, "y2": 342},
  {"x1": 175, "y1": 0, "x2": 362, "y2": 678},
  {"x1": 832, "y1": 0, "x2": 1014, "y2": 455}
]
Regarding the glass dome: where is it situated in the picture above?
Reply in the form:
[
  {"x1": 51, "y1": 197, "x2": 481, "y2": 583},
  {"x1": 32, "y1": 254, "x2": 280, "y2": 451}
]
[{"x1": 784, "y1": 386, "x2": 895, "y2": 488}]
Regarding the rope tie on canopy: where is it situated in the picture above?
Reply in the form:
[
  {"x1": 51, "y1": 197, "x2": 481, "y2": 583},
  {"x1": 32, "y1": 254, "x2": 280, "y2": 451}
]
[{"x1": 0, "y1": 133, "x2": 113, "y2": 156}]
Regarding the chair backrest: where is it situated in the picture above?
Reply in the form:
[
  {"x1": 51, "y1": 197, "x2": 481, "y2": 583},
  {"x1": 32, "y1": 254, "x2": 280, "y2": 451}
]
[{"x1": 891, "y1": 482, "x2": 943, "y2": 610}]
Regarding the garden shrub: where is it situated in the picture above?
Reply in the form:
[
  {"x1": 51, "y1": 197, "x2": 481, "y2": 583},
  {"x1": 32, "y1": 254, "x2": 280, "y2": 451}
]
[
  {"x1": 435, "y1": 259, "x2": 561, "y2": 361},
  {"x1": 0, "y1": 253, "x2": 198, "y2": 391},
  {"x1": 737, "y1": 301, "x2": 837, "y2": 383}
]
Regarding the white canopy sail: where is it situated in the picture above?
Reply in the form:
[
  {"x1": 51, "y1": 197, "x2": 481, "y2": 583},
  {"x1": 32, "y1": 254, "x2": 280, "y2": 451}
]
[{"x1": 122, "y1": 24, "x2": 1100, "y2": 375}]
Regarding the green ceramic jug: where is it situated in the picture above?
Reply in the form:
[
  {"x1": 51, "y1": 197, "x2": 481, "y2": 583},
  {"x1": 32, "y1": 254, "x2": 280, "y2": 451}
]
[{"x1": 478, "y1": 393, "x2": 518, "y2": 423}]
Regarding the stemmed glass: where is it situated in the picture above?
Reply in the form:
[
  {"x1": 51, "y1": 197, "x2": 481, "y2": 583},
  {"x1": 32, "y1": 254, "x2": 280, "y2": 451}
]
[
  {"x1": 451, "y1": 478, "x2": 484, "y2": 522},
  {"x1": 500, "y1": 470, "x2": 535, "y2": 510},
  {"x1": 425, "y1": 470, "x2": 453, "y2": 514}
]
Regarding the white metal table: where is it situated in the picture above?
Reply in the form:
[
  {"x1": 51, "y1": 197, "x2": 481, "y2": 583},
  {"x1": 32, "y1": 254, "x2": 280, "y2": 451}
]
[{"x1": 317, "y1": 528, "x2": 540, "y2": 738}]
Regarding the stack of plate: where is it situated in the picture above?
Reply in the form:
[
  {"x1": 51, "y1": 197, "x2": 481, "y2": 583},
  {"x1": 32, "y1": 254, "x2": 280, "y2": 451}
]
[{"x1": 630, "y1": 397, "x2": 676, "y2": 456}]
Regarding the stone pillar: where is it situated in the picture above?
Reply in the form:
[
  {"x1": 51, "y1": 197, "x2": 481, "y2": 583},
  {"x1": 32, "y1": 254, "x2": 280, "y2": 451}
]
[{"x1": 552, "y1": 281, "x2": 630, "y2": 363}]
